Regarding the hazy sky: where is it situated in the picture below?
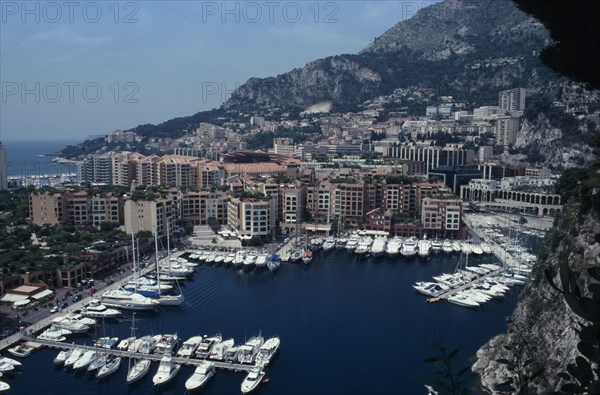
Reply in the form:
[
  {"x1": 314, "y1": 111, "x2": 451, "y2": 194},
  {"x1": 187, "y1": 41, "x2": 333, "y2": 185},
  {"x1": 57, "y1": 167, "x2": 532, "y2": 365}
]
[{"x1": 1, "y1": 1, "x2": 436, "y2": 142}]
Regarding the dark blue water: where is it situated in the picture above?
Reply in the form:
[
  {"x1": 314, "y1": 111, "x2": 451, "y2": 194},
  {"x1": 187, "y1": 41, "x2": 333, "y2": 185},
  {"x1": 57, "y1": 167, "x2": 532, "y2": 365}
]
[
  {"x1": 2, "y1": 140, "x2": 80, "y2": 177},
  {"x1": 6, "y1": 252, "x2": 522, "y2": 395}
]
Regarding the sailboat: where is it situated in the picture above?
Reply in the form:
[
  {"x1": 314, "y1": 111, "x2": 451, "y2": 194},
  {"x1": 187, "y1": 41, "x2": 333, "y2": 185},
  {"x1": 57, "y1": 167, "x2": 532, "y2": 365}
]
[
  {"x1": 153, "y1": 228, "x2": 185, "y2": 306},
  {"x1": 267, "y1": 226, "x2": 280, "y2": 272},
  {"x1": 126, "y1": 313, "x2": 151, "y2": 385},
  {"x1": 302, "y1": 233, "x2": 313, "y2": 265}
]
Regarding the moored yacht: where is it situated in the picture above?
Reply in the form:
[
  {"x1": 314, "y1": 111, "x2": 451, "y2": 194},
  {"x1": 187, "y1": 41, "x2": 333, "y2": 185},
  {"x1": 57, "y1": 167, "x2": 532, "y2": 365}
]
[
  {"x1": 386, "y1": 237, "x2": 402, "y2": 258},
  {"x1": 238, "y1": 335, "x2": 264, "y2": 364},
  {"x1": 127, "y1": 358, "x2": 151, "y2": 384},
  {"x1": 447, "y1": 292, "x2": 480, "y2": 308},
  {"x1": 335, "y1": 238, "x2": 347, "y2": 250},
  {"x1": 184, "y1": 361, "x2": 215, "y2": 391},
  {"x1": 177, "y1": 336, "x2": 203, "y2": 358},
  {"x1": 97, "y1": 355, "x2": 121, "y2": 379},
  {"x1": 255, "y1": 336, "x2": 280, "y2": 367},
  {"x1": 255, "y1": 253, "x2": 268, "y2": 269},
  {"x1": 209, "y1": 338, "x2": 234, "y2": 360},
  {"x1": 241, "y1": 368, "x2": 265, "y2": 394},
  {"x1": 73, "y1": 350, "x2": 98, "y2": 370},
  {"x1": 154, "y1": 333, "x2": 179, "y2": 355},
  {"x1": 442, "y1": 240, "x2": 454, "y2": 254},
  {"x1": 100, "y1": 289, "x2": 158, "y2": 311},
  {"x1": 322, "y1": 237, "x2": 336, "y2": 252},
  {"x1": 400, "y1": 238, "x2": 418, "y2": 257},
  {"x1": 431, "y1": 239, "x2": 443, "y2": 253},
  {"x1": 412, "y1": 282, "x2": 449, "y2": 297},
  {"x1": 53, "y1": 349, "x2": 72, "y2": 365},
  {"x1": 370, "y1": 236, "x2": 387, "y2": 257},
  {"x1": 417, "y1": 238, "x2": 432, "y2": 258},
  {"x1": 196, "y1": 334, "x2": 222, "y2": 359},
  {"x1": 233, "y1": 251, "x2": 245, "y2": 266},
  {"x1": 345, "y1": 235, "x2": 360, "y2": 251},
  {"x1": 152, "y1": 356, "x2": 181, "y2": 386}
]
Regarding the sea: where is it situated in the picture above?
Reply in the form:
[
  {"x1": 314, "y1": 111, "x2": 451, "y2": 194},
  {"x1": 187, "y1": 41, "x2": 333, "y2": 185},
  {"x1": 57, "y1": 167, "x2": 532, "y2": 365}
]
[
  {"x1": 5, "y1": 249, "x2": 531, "y2": 395},
  {"x1": 2, "y1": 139, "x2": 81, "y2": 177}
]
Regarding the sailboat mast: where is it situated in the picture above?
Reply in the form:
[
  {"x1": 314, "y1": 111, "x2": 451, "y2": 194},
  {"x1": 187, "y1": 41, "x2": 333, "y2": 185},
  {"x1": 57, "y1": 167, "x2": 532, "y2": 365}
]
[
  {"x1": 154, "y1": 228, "x2": 161, "y2": 297},
  {"x1": 131, "y1": 232, "x2": 138, "y2": 290}
]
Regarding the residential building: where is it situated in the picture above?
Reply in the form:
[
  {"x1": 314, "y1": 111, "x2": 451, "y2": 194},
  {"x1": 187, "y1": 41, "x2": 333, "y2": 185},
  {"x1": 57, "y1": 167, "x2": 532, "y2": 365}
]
[
  {"x1": 124, "y1": 197, "x2": 174, "y2": 239},
  {"x1": 421, "y1": 197, "x2": 463, "y2": 236},
  {"x1": 498, "y1": 87, "x2": 527, "y2": 114},
  {"x1": 29, "y1": 192, "x2": 62, "y2": 225},
  {"x1": 227, "y1": 197, "x2": 273, "y2": 238},
  {"x1": 496, "y1": 116, "x2": 520, "y2": 146}
]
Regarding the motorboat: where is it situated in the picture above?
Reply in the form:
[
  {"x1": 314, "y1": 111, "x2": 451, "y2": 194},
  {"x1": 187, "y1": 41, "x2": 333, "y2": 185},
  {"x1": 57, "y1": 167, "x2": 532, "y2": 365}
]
[
  {"x1": 0, "y1": 381, "x2": 10, "y2": 392},
  {"x1": 51, "y1": 316, "x2": 90, "y2": 333},
  {"x1": 471, "y1": 244, "x2": 484, "y2": 256},
  {"x1": 290, "y1": 248, "x2": 303, "y2": 263},
  {"x1": 223, "y1": 346, "x2": 241, "y2": 362},
  {"x1": 442, "y1": 240, "x2": 453, "y2": 254},
  {"x1": 431, "y1": 239, "x2": 443, "y2": 252},
  {"x1": 63, "y1": 313, "x2": 97, "y2": 327},
  {"x1": 355, "y1": 237, "x2": 373, "y2": 255},
  {"x1": 302, "y1": 249, "x2": 313, "y2": 264},
  {"x1": 267, "y1": 254, "x2": 281, "y2": 272},
  {"x1": 386, "y1": 237, "x2": 402, "y2": 258},
  {"x1": 100, "y1": 289, "x2": 158, "y2": 311},
  {"x1": 255, "y1": 254, "x2": 268, "y2": 269},
  {"x1": 87, "y1": 353, "x2": 107, "y2": 373},
  {"x1": 241, "y1": 368, "x2": 265, "y2": 394},
  {"x1": 152, "y1": 356, "x2": 181, "y2": 386},
  {"x1": 451, "y1": 241, "x2": 462, "y2": 253},
  {"x1": 447, "y1": 292, "x2": 480, "y2": 308},
  {"x1": 73, "y1": 350, "x2": 98, "y2": 370},
  {"x1": 196, "y1": 334, "x2": 222, "y2": 359},
  {"x1": 400, "y1": 238, "x2": 418, "y2": 257},
  {"x1": 81, "y1": 300, "x2": 121, "y2": 318},
  {"x1": 224, "y1": 253, "x2": 236, "y2": 265},
  {"x1": 345, "y1": 235, "x2": 359, "y2": 251},
  {"x1": 255, "y1": 337, "x2": 280, "y2": 367},
  {"x1": 233, "y1": 251, "x2": 245, "y2": 266},
  {"x1": 322, "y1": 237, "x2": 336, "y2": 252},
  {"x1": 7, "y1": 343, "x2": 34, "y2": 358},
  {"x1": 95, "y1": 336, "x2": 119, "y2": 349},
  {"x1": 97, "y1": 355, "x2": 121, "y2": 379},
  {"x1": 244, "y1": 252, "x2": 257, "y2": 268},
  {"x1": 0, "y1": 363, "x2": 14, "y2": 373},
  {"x1": 38, "y1": 326, "x2": 71, "y2": 342},
  {"x1": 417, "y1": 238, "x2": 432, "y2": 258},
  {"x1": 0, "y1": 357, "x2": 20, "y2": 368},
  {"x1": 54, "y1": 349, "x2": 72, "y2": 365},
  {"x1": 117, "y1": 337, "x2": 136, "y2": 351},
  {"x1": 154, "y1": 334, "x2": 179, "y2": 355},
  {"x1": 177, "y1": 336, "x2": 203, "y2": 358},
  {"x1": 138, "y1": 335, "x2": 161, "y2": 354},
  {"x1": 309, "y1": 237, "x2": 324, "y2": 251},
  {"x1": 127, "y1": 358, "x2": 151, "y2": 384},
  {"x1": 209, "y1": 338, "x2": 234, "y2": 360},
  {"x1": 184, "y1": 361, "x2": 215, "y2": 391},
  {"x1": 370, "y1": 236, "x2": 387, "y2": 257},
  {"x1": 412, "y1": 282, "x2": 449, "y2": 297},
  {"x1": 64, "y1": 347, "x2": 85, "y2": 368},
  {"x1": 336, "y1": 238, "x2": 347, "y2": 249},
  {"x1": 279, "y1": 250, "x2": 291, "y2": 263},
  {"x1": 481, "y1": 243, "x2": 492, "y2": 254},
  {"x1": 461, "y1": 242, "x2": 472, "y2": 255},
  {"x1": 214, "y1": 253, "x2": 225, "y2": 265},
  {"x1": 238, "y1": 335, "x2": 264, "y2": 364}
]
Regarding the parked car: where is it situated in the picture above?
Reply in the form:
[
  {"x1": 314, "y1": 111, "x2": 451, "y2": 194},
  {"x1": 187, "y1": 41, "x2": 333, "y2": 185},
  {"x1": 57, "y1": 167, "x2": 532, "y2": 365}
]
[{"x1": 50, "y1": 306, "x2": 59, "y2": 313}]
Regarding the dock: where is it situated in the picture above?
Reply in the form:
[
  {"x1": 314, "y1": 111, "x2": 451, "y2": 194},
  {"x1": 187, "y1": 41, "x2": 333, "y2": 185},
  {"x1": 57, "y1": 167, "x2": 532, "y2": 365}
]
[{"x1": 21, "y1": 336, "x2": 262, "y2": 372}]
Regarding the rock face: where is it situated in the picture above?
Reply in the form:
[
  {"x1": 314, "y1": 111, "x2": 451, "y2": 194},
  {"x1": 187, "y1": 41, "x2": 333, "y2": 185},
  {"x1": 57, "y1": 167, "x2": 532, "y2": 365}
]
[
  {"x1": 225, "y1": 0, "x2": 553, "y2": 113},
  {"x1": 472, "y1": 211, "x2": 600, "y2": 393}
]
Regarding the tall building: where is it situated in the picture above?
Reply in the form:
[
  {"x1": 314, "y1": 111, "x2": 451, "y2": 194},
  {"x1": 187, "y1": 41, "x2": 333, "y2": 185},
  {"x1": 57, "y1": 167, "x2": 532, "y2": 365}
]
[
  {"x1": 29, "y1": 192, "x2": 63, "y2": 225},
  {"x1": 79, "y1": 153, "x2": 113, "y2": 184},
  {"x1": 496, "y1": 116, "x2": 520, "y2": 146},
  {"x1": 478, "y1": 146, "x2": 493, "y2": 163},
  {"x1": 498, "y1": 88, "x2": 527, "y2": 114},
  {"x1": 0, "y1": 142, "x2": 7, "y2": 190},
  {"x1": 227, "y1": 197, "x2": 273, "y2": 238},
  {"x1": 124, "y1": 197, "x2": 174, "y2": 239}
]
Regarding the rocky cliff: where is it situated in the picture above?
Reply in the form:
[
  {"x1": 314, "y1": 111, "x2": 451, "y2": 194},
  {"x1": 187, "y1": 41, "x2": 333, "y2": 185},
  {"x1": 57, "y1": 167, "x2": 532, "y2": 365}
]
[
  {"x1": 225, "y1": 0, "x2": 553, "y2": 113},
  {"x1": 472, "y1": 207, "x2": 600, "y2": 393}
]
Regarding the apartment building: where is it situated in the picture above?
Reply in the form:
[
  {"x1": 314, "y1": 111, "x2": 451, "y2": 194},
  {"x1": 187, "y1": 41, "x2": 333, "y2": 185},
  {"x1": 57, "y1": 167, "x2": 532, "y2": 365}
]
[
  {"x1": 333, "y1": 183, "x2": 365, "y2": 227},
  {"x1": 421, "y1": 197, "x2": 463, "y2": 236},
  {"x1": 124, "y1": 197, "x2": 174, "y2": 239},
  {"x1": 29, "y1": 191, "x2": 123, "y2": 226},
  {"x1": 227, "y1": 197, "x2": 273, "y2": 238},
  {"x1": 29, "y1": 192, "x2": 62, "y2": 225}
]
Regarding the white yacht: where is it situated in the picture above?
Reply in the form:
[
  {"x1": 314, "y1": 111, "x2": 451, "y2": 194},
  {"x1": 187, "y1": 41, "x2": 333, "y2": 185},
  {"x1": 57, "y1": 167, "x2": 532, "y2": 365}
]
[
  {"x1": 345, "y1": 235, "x2": 360, "y2": 251},
  {"x1": 336, "y1": 238, "x2": 347, "y2": 249},
  {"x1": 51, "y1": 316, "x2": 90, "y2": 333},
  {"x1": 154, "y1": 333, "x2": 179, "y2": 355},
  {"x1": 0, "y1": 382, "x2": 10, "y2": 392},
  {"x1": 447, "y1": 292, "x2": 480, "y2": 308},
  {"x1": 417, "y1": 238, "x2": 432, "y2": 258},
  {"x1": 127, "y1": 359, "x2": 151, "y2": 384},
  {"x1": 87, "y1": 353, "x2": 107, "y2": 373},
  {"x1": 184, "y1": 361, "x2": 215, "y2": 391},
  {"x1": 38, "y1": 326, "x2": 71, "y2": 342},
  {"x1": 386, "y1": 237, "x2": 402, "y2": 258},
  {"x1": 481, "y1": 243, "x2": 492, "y2": 254},
  {"x1": 241, "y1": 368, "x2": 265, "y2": 394},
  {"x1": 400, "y1": 238, "x2": 418, "y2": 257},
  {"x1": 451, "y1": 241, "x2": 462, "y2": 253},
  {"x1": 461, "y1": 242, "x2": 472, "y2": 255},
  {"x1": 355, "y1": 237, "x2": 372, "y2": 255},
  {"x1": 223, "y1": 346, "x2": 241, "y2": 362},
  {"x1": 280, "y1": 250, "x2": 291, "y2": 263},
  {"x1": 64, "y1": 347, "x2": 85, "y2": 368},
  {"x1": 0, "y1": 358, "x2": 20, "y2": 368},
  {"x1": 196, "y1": 334, "x2": 222, "y2": 359},
  {"x1": 224, "y1": 253, "x2": 236, "y2": 265},
  {"x1": 177, "y1": 336, "x2": 203, "y2": 358},
  {"x1": 53, "y1": 349, "x2": 72, "y2": 365},
  {"x1": 370, "y1": 236, "x2": 387, "y2": 257},
  {"x1": 81, "y1": 299, "x2": 121, "y2": 318},
  {"x1": 138, "y1": 335, "x2": 161, "y2": 354},
  {"x1": 73, "y1": 350, "x2": 97, "y2": 370},
  {"x1": 431, "y1": 239, "x2": 443, "y2": 253},
  {"x1": 255, "y1": 254, "x2": 268, "y2": 269},
  {"x1": 209, "y1": 338, "x2": 234, "y2": 360},
  {"x1": 412, "y1": 282, "x2": 449, "y2": 297},
  {"x1": 290, "y1": 248, "x2": 303, "y2": 262},
  {"x1": 238, "y1": 335, "x2": 264, "y2": 364},
  {"x1": 244, "y1": 252, "x2": 258, "y2": 268},
  {"x1": 97, "y1": 355, "x2": 121, "y2": 379},
  {"x1": 442, "y1": 240, "x2": 454, "y2": 254},
  {"x1": 8, "y1": 344, "x2": 33, "y2": 358},
  {"x1": 100, "y1": 289, "x2": 158, "y2": 311},
  {"x1": 214, "y1": 253, "x2": 225, "y2": 265},
  {"x1": 233, "y1": 251, "x2": 245, "y2": 266},
  {"x1": 255, "y1": 336, "x2": 280, "y2": 367},
  {"x1": 322, "y1": 237, "x2": 336, "y2": 252},
  {"x1": 152, "y1": 356, "x2": 181, "y2": 386}
]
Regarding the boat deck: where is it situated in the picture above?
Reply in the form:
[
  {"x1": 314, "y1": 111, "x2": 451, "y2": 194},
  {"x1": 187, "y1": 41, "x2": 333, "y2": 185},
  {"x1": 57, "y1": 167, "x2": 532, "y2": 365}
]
[{"x1": 426, "y1": 268, "x2": 505, "y2": 302}]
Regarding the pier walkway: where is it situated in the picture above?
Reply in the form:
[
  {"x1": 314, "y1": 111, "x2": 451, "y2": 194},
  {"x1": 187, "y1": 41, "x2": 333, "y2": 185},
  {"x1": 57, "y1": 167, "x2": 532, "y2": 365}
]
[{"x1": 21, "y1": 336, "x2": 259, "y2": 372}]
